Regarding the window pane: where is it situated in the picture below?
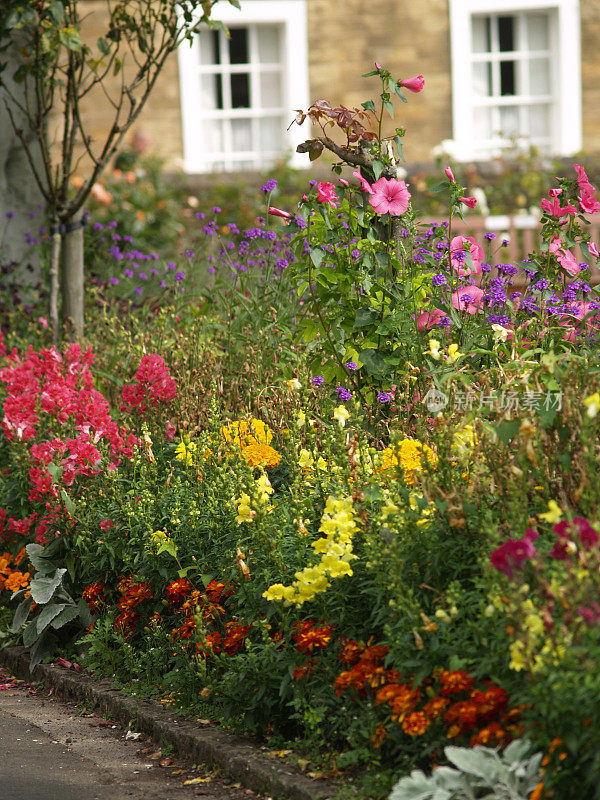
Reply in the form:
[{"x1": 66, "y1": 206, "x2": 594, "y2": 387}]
[
  {"x1": 527, "y1": 13, "x2": 549, "y2": 51},
  {"x1": 259, "y1": 117, "x2": 282, "y2": 152},
  {"x1": 498, "y1": 16, "x2": 515, "y2": 52},
  {"x1": 229, "y1": 28, "x2": 249, "y2": 64},
  {"x1": 260, "y1": 72, "x2": 282, "y2": 107},
  {"x1": 231, "y1": 118, "x2": 252, "y2": 151},
  {"x1": 500, "y1": 60, "x2": 516, "y2": 96},
  {"x1": 529, "y1": 58, "x2": 550, "y2": 95},
  {"x1": 200, "y1": 73, "x2": 223, "y2": 110},
  {"x1": 499, "y1": 106, "x2": 519, "y2": 137},
  {"x1": 529, "y1": 104, "x2": 550, "y2": 138},
  {"x1": 198, "y1": 29, "x2": 220, "y2": 65},
  {"x1": 257, "y1": 25, "x2": 281, "y2": 62},
  {"x1": 472, "y1": 16, "x2": 491, "y2": 52},
  {"x1": 473, "y1": 106, "x2": 493, "y2": 142},
  {"x1": 231, "y1": 73, "x2": 250, "y2": 108},
  {"x1": 201, "y1": 119, "x2": 224, "y2": 154},
  {"x1": 472, "y1": 63, "x2": 492, "y2": 97}
]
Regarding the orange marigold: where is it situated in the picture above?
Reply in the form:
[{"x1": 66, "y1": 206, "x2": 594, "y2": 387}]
[
  {"x1": 14, "y1": 547, "x2": 26, "y2": 566},
  {"x1": 166, "y1": 578, "x2": 192, "y2": 605},
  {"x1": 0, "y1": 553, "x2": 12, "y2": 574},
  {"x1": 401, "y1": 711, "x2": 430, "y2": 736},
  {"x1": 423, "y1": 696, "x2": 449, "y2": 719},
  {"x1": 371, "y1": 723, "x2": 387, "y2": 749},
  {"x1": 5, "y1": 571, "x2": 30, "y2": 592},
  {"x1": 294, "y1": 624, "x2": 332, "y2": 653},
  {"x1": 242, "y1": 442, "x2": 281, "y2": 470},
  {"x1": 438, "y1": 669, "x2": 474, "y2": 696}
]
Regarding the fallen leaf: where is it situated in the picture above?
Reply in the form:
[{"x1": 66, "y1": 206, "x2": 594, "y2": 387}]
[
  {"x1": 183, "y1": 777, "x2": 208, "y2": 785},
  {"x1": 196, "y1": 719, "x2": 211, "y2": 725},
  {"x1": 125, "y1": 731, "x2": 142, "y2": 741},
  {"x1": 89, "y1": 719, "x2": 113, "y2": 727},
  {"x1": 308, "y1": 772, "x2": 327, "y2": 779},
  {"x1": 171, "y1": 769, "x2": 184, "y2": 775},
  {"x1": 147, "y1": 751, "x2": 163, "y2": 760},
  {"x1": 297, "y1": 758, "x2": 310, "y2": 771},
  {"x1": 159, "y1": 758, "x2": 174, "y2": 767}
]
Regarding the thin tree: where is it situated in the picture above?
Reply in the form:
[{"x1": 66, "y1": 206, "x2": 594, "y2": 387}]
[{"x1": 0, "y1": 0, "x2": 237, "y2": 340}]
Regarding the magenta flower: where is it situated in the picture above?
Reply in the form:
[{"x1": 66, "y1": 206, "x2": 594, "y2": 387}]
[
  {"x1": 451, "y1": 285, "x2": 484, "y2": 314},
  {"x1": 579, "y1": 192, "x2": 600, "y2": 215},
  {"x1": 574, "y1": 163, "x2": 595, "y2": 196},
  {"x1": 400, "y1": 75, "x2": 424, "y2": 93},
  {"x1": 414, "y1": 308, "x2": 446, "y2": 331},
  {"x1": 578, "y1": 603, "x2": 600, "y2": 626},
  {"x1": 317, "y1": 181, "x2": 339, "y2": 208},
  {"x1": 444, "y1": 166, "x2": 455, "y2": 182},
  {"x1": 590, "y1": 242, "x2": 599, "y2": 259},
  {"x1": 339, "y1": 178, "x2": 349, "y2": 187},
  {"x1": 549, "y1": 237, "x2": 581, "y2": 276},
  {"x1": 450, "y1": 235, "x2": 484, "y2": 278},
  {"x1": 268, "y1": 206, "x2": 292, "y2": 220},
  {"x1": 458, "y1": 196, "x2": 477, "y2": 209},
  {"x1": 490, "y1": 529, "x2": 538, "y2": 578},
  {"x1": 369, "y1": 177, "x2": 411, "y2": 216},
  {"x1": 353, "y1": 170, "x2": 373, "y2": 194},
  {"x1": 540, "y1": 195, "x2": 577, "y2": 217},
  {"x1": 554, "y1": 517, "x2": 599, "y2": 551}
]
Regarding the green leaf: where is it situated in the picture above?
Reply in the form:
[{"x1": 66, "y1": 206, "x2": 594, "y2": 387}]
[
  {"x1": 361, "y1": 99, "x2": 376, "y2": 112},
  {"x1": 11, "y1": 597, "x2": 32, "y2": 633},
  {"x1": 22, "y1": 619, "x2": 39, "y2": 648},
  {"x1": 29, "y1": 569, "x2": 67, "y2": 605},
  {"x1": 60, "y1": 489, "x2": 75, "y2": 516},
  {"x1": 384, "y1": 98, "x2": 394, "y2": 118},
  {"x1": 76, "y1": 599, "x2": 92, "y2": 628},
  {"x1": 25, "y1": 544, "x2": 57, "y2": 575},
  {"x1": 309, "y1": 247, "x2": 324, "y2": 268},
  {"x1": 359, "y1": 348, "x2": 387, "y2": 377},
  {"x1": 429, "y1": 181, "x2": 450, "y2": 194},
  {"x1": 354, "y1": 308, "x2": 378, "y2": 328},
  {"x1": 97, "y1": 36, "x2": 110, "y2": 55},
  {"x1": 494, "y1": 420, "x2": 521, "y2": 444},
  {"x1": 47, "y1": 462, "x2": 62, "y2": 482},
  {"x1": 51, "y1": 605, "x2": 81, "y2": 629},
  {"x1": 50, "y1": 0, "x2": 65, "y2": 24},
  {"x1": 29, "y1": 632, "x2": 53, "y2": 671},
  {"x1": 372, "y1": 160, "x2": 385, "y2": 180},
  {"x1": 36, "y1": 603, "x2": 67, "y2": 635}
]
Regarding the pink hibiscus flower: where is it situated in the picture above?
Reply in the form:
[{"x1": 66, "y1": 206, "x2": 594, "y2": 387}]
[
  {"x1": 369, "y1": 177, "x2": 411, "y2": 216},
  {"x1": 549, "y1": 237, "x2": 581, "y2": 276},
  {"x1": 400, "y1": 75, "x2": 424, "y2": 93},
  {"x1": 450, "y1": 235, "x2": 484, "y2": 278},
  {"x1": 414, "y1": 308, "x2": 447, "y2": 331},
  {"x1": 451, "y1": 285, "x2": 484, "y2": 314},
  {"x1": 317, "y1": 181, "x2": 339, "y2": 208},
  {"x1": 353, "y1": 170, "x2": 373, "y2": 194}
]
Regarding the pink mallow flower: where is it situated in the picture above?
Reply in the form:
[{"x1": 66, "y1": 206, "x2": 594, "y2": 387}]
[
  {"x1": 540, "y1": 193, "x2": 577, "y2": 217},
  {"x1": 444, "y1": 166, "x2": 455, "y2": 182},
  {"x1": 490, "y1": 529, "x2": 538, "y2": 578},
  {"x1": 574, "y1": 163, "x2": 595, "y2": 196},
  {"x1": 458, "y1": 196, "x2": 477, "y2": 209},
  {"x1": 317, "y1": 181, "x2": 339, "y2": 208},
  {"x1": 589, "y1": 242, "x2": 599, "y2": 259},
  {"x1": 549, "y1": 237, "x2": 581, "y2": 276},
  {"x1": 579, "y1": 192, "x2": 600, "y2": 215},
  {"x1": 268, "y1": 206, "x2": 292, "y2": 220},
  {"x1": 400, "y1": 75, "x2": 424, "y2": 93},
  {"x1": 369, "y1": 177, "x2": 411, "y2": 216},
  {"x1": 353, "y1": 170, "x2": 373, "y2": 194},
  {"x1": 450, "y1": 235, "x2": 484, "y2": 278},
  {"x1": 414, "y1": 308, "x2": 447, "y2": 331},
  {"x1": 451, "y1": 285, "x2": 484, "y2": 314}
]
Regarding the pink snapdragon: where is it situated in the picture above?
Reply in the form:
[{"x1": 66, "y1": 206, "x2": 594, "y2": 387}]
[
  {"x1": 400, "y1": 75, "x2": 424, "y2": 93},
  {"x1": 579, "y1": 192, "x2": 600, "y2": 215},
  {"x1": 317, "y1": 181, "x2": 339, "y2": 208},
  {"x1": 268, "y1": 206, "x2": 292, "y2": 220},
  {"x1": 574, "y1": 163, "x2": 595, "y2": 196},
  {"x1": 369, "y1": 177, "x2": 411, "y2": 216},
  {"x1": 458, "y1": 196, "x2": 477, "y2": 209},
  {"x1": 490, "y1": 529, "x2": 538, "y2": 578},
  {"x1": 444, "y1": 166, "x2": 455, "y2": 182}
]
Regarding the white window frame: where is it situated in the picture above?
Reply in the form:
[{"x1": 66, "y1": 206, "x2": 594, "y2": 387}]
[
  {"x1": 449, "y1": 0, "x2": 581, "y2": 160},
  {"x1": 178, "y1": 0, "x2": 309, "y2": 173}
]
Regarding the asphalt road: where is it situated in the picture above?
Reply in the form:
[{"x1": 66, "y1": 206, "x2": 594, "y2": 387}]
[{"x1": 0, "y1": 675, "x2": 262, "y2": 800}]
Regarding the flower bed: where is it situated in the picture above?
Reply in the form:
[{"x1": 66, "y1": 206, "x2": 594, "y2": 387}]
[{"x1": 1, "y1": 65, "x2": 600, "y2": 800}]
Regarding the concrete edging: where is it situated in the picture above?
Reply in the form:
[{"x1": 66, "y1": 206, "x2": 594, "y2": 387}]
[{"x1": 0, "y1": 646, "x2": 336, "y2": 800}]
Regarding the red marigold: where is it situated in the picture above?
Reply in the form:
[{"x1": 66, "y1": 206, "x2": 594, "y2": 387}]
[
  {"x1": 293, "y1": 659, "x2": 316, "y2": 680},
  {"x1": 470, "y1": 722, "x2": 507, "y2": 747},
  {"x1": 401, "y1": 711, "x2": 430, "y2": 736},
  {"x1": 339, "y1": 639, "x2": 365, "y2": 665},
  {"x1": 423, "y1": 696, "x2": 449, "y2": 719},
  {"x1": 172, "y1": 618, "x2": 196, "y2": 640},
  {"x1": 82, "y1": 581, "x2": 106, "y2": 614},
  {"x1": 438, "y1": 669, "x2": 474, "y2": 696},
  {"x1": 294, "y1": 624, "x2": 333, "y2": 653},
  {"x1": 223, "y1": 621, "x2": 251, "y2": 654},
  {"x1": 205, "y1": 579, "x2": 234, "y2": 604},
  {"x1": 390, "y1": 686, "x2": 421, "y2": 721},
  {"x1": 166, "y1": 578, "x2": 192, "y2": 606},
  {"x1": 114, "y1": 610, "x2": 138, "y2": 638}
]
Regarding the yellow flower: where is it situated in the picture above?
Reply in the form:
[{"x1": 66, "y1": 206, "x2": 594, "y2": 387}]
[
  {"x1": 175, "y1": 440, "x2": 197, "y2": 465},
  {"x1": 262, "y1": 583, "x2": 287, "y2": 601},
  {"x1": 286, "y1": 378, "x2": 302, "y2": 390},
  {"x1": 509, "y1": 640, "x2": 527, "y2": 672},
  {"x1": 222, "y1": 418, "x2": 273, "y2": 448},
  {"x1": 375, "y1": 439, "x2": 438, "y2": 486},
  {"x1": 583, "y1": 392, "x2": 600, "y2": 418},
  {"x1": 234, "y1": 492, "x2": 255, "y2": 524},
  {"x1": 491, "y1": 323, "x2": 510, "y2": 343},
  {"x1": 298, "y1": 448, "x2": 313, "y2": 470},
  {"x1": 333, "y1": 405, "x2": 350, "y2": 428},
  {"x1": 242, "y1": 442, "x2": 282, "y2": 470},
  {"x1": 426, "y1": 339, "x2": 441, "y2": 360},
  {"x1": 297, "y1": 410, "x2": 306, "y2": 426},
  {"x1": 255, "y1": 472, "x2": 274, "y2": 505},
  {"x1": 538, "y1": 500, "x2": 562, "y2": 524},
  {"x1": 446, "y1": 343, "x2": 463, "y2": 363}
]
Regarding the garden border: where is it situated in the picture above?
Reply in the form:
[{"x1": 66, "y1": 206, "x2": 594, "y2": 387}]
[{"x1": 0, "y1": 645, "x2": 336, "y2": 800}]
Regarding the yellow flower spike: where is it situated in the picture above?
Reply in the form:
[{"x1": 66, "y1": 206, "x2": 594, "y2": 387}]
[
  {"x1": 446, "y1": 343, "x2": 464, "y2": 363},
  {"x1": 333, "y1": 405, "x2": 350, "y2": 428},
  {"x1": 426, "y1": 339, "x2": 442, "y2": 360},
  {"x1": 297, "y1": 410, "x2": 306, "y2": 426},
  {"x1": 538, "y1": 500, "x2": 562, "y2": 524},
  {"x1": 175, "y1": 440, "x2": 197, "y2": 466},
  {"x1": 583, "y1": 392, "x2": 600, "y2": 418}
]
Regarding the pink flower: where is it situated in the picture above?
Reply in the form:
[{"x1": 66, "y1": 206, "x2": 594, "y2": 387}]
[
  {"x1": 578, "y1": 603, "x2": 600, "y2": 626},
  {"x1": 549, "y1": 237, "x2": 581, "y2": 276},
  {"x1": 579, "y1": 192, "x2": 600, "y2": 215},
  {"x1": 451, "y1": 285, "x2": 484, "y2": 314},
  {"x1": 369, "y1": 177, "x2": 411, "y2": 216},
  {"x1": 38, "y1": 317, "x2": 48, "y2": 329},
  {"x1": 450, "y1": 235, "x2": 484, "y2": 277},
  {"x1": 540, "y1": 195, "x2": 577, "y2": 217},
  {"x1": 548, "y1": 188, "x2": 563, "y2": 198},
  {"x1": 414, "y1": 308, "x2": 447, "y2": 331},
  {"x1": 490, "y1": 529, "x2": 538, "y2": 578},
  {"x1": 589, "y1": 242, "x2": 599, "y2": 259},
  {"x1": 374, "y1": 61, "x2": 382, "y2": 70},
  {"x1": 353, "y1": 170, "x2": 373, "y2": 194},
  {"x1": 268, "y1": 206, "x2": 292, "y2": 220},
  {"x1": 554, "y1": 517, "x2": 599, "y2": 551},
  {"x1": 99, "y1": 519, "x2": 113, "y2": 531},
  {"x1": 574, "y1": 163, "x2": 595, "y2": 196},
  {"x1": 165, "y1": 420, "x2": 176, "y2": 441},
  {"x1": 444, "y1": 166, "x2": 455, "y2": 182},
  {"x1": 317, "y1": 181, "x2": 339, "y2": 208},
  {"x1": 339, "y1": 178, "x2": 349, "y2": 187},
  {"x1": 400, "y1": 75, "x2": 424, "y2": 93},
  {"x1": 458, "y1": 196, "x2": 477, "y2": 209}
]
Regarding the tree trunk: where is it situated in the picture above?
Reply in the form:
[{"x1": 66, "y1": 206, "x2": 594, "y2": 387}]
[
  {"x1": 61, "y1": 211, "x2": 85, "y2": 339},
  {"x1": 50, "y1": 226, "x2": 61, "y2": 344}
]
